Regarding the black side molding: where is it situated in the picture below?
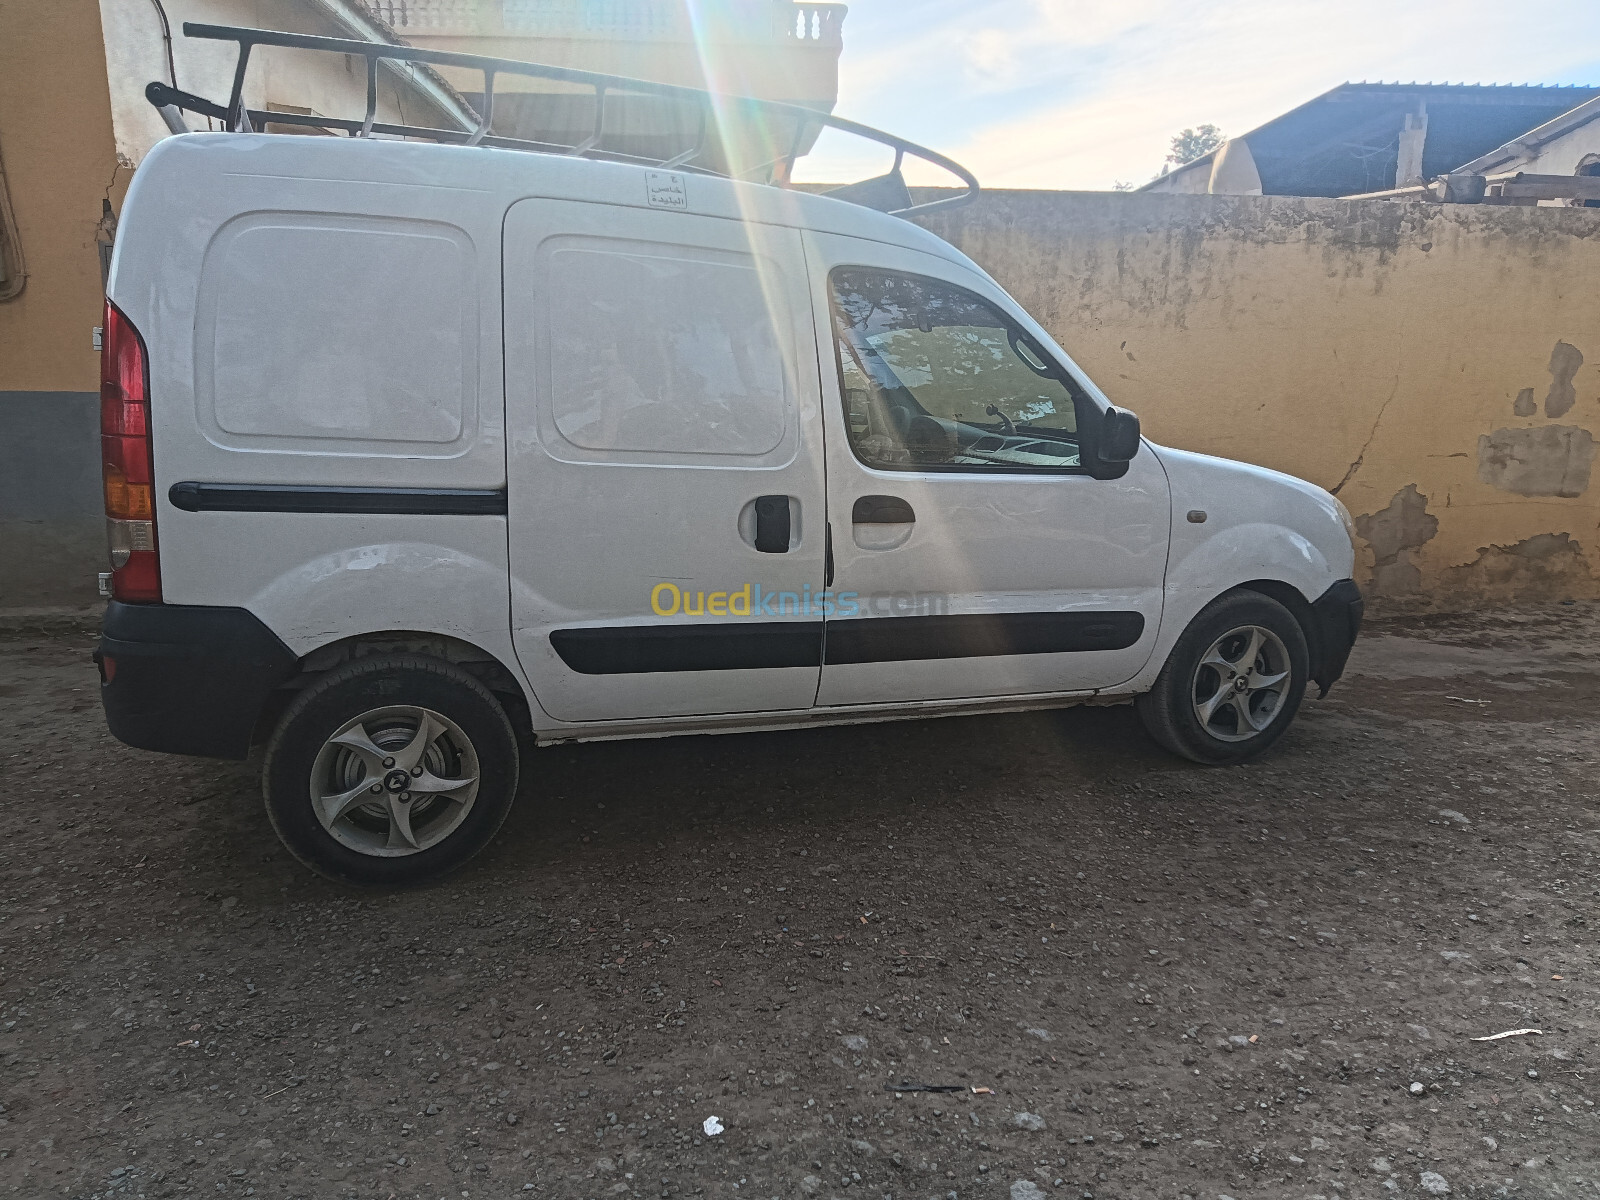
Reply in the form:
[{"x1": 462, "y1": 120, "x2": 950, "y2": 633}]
[
  {"x1": 169, "y1": 482, "x2": 507, "y2": 516},
  {"x1": 551, "y1": 622, "x2": 824, "y2": 675},
  {"x1": 549, "y1": 610, "x2": 1145, "y2": 675},
  {"x1": 824, "y1": 611, "x2": 1144, "y2": 665}
]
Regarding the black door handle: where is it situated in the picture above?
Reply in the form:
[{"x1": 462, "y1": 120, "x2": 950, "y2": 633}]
[
  {"x1": 754, "y1": 495, "x2": 791, "y2": 553},
  {"x1": 852, "y1": 495, "x2": 916, "y2": 524}
]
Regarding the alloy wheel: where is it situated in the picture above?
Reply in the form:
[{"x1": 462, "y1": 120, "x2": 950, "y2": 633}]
[
  {"x1": 308, "y1": 705, "x2": 480, "y2": 857},
  {"x1": 1190, "y1": 624, "x2": 1292, "y2": 743}
]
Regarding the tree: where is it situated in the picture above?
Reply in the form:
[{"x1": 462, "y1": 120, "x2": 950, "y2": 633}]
[{"x1": 1167, "y1": 124, "x2": 1224, "y2": 166}]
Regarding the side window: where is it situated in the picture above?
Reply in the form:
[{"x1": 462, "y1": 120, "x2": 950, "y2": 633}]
[
  {"x1": 830, "y1": 268, "x2": 1083, "y2": 472},
  {"x1": 545, "y1": 242, "x2": 790, "y2": 460}
]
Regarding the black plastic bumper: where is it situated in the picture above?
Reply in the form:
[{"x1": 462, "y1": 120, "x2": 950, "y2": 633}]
[
  {"x1": 1308, "y1": 579, "x2": 1364, "y2": 697},
  {"x1": 95, "y1": 601, "x2": 298, "y2": 759}
]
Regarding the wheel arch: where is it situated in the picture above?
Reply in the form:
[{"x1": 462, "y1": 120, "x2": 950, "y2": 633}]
[
  {"x1": 1234, "y1": 577, "x2": 1318, "y2": 650},
  {"x1": 1233, "y1": 577, "x2": 1361, "y2": 699},
  {"x1": 255, "y1": 631, "x2": 533, "y2": 747}
]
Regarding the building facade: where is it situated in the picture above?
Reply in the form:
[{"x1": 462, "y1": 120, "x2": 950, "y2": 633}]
[{"x1": 382, "y1": 0, "x2": 846, "y2": 177}]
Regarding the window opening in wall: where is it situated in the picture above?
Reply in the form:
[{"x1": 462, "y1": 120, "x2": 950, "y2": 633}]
[{"x1": 0, "y1": 135, "x2": 26, "y2": 301}]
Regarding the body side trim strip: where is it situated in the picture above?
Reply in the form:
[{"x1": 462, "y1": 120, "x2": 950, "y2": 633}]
[
  {"x1": 548, "y1": 611, "x2": 1145, "y2": 674},
  {"x1": 168, "y1": 482, "x2": 508, "y2": 516},
  {"x1": 823, "y1": 611, "x2": 1145, "y2": 664},
  {"x1": 550, "y1": 622, "x2": 825, "y2": 675}
]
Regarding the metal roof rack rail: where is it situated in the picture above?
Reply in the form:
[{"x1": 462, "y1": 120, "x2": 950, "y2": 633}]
[{"x1": 146, "y1": 22, "x2": 979, "y2": 219}]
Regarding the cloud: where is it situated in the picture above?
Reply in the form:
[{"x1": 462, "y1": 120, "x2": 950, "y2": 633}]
[{"x1": 819, "y1": 0, "x2": 1600, "y2": 191}]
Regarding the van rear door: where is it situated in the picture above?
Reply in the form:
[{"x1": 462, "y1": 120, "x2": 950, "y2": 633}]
[{"x1": 503, "y1": 199, "x2": 827, "y2": 724}]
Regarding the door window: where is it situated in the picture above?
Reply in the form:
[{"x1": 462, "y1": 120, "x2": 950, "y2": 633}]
[{"x1": 830, "y1": 268, "x2": 1084, "y2": 472}]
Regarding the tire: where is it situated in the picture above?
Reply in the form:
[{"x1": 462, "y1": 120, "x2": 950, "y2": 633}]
[
  {"x1": 1135, "y1": 590, "x2": 1310, "y2": 765},
  {"x1": 263, "y1": 655, "x2": 519, "y2": 886}
]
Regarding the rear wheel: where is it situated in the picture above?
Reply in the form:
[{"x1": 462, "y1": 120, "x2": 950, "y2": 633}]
[
  {"x1": 263, "y1": 655, "x2": 519, "y2": 885},
  {"x1": 1135, "y1": 590, "x2": 1309, "y2": 764}
]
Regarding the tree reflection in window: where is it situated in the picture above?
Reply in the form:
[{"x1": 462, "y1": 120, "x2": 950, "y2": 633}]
[{"x1": 830, "y1": 268, "x2": 1083, "y2": 472}]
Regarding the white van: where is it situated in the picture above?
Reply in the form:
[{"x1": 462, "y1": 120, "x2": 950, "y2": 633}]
[{"x1": 96, "y1": 27, "x2": 1362, "y2": 884}]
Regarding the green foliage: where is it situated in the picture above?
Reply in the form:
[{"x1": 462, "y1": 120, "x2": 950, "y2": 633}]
[{"x1": 1167, "y1": 124, "x2": 1224, "y2": 166}]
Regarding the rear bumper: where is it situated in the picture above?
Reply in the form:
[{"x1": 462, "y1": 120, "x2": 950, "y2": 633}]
[
  {"x1": 1308, "y1": 579, "x2": 1364, "y2": 697},
  {"x1": 95, "y1": 601, "x2": 298, "y2": 759}
]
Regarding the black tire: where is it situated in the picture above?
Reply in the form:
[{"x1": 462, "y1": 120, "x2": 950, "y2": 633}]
[
  {"x1": 263, "y1": 655, "x2": 519, "y2": 886},
  {"x1": 1135, "y1": 590, "x2": 1309, "y2": 765}
]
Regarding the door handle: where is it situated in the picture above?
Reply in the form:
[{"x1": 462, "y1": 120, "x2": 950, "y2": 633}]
[
  {"x1": 754, "y1": 494, "x2": 792, "y2": 553},
  {"x1": 852, "y1": 495, "x2": 915, "y2": 524}
]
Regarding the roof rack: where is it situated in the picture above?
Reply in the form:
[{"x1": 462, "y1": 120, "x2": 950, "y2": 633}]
[{"x1": 146, "y1": 22, "x2": 979, "y2": 219}]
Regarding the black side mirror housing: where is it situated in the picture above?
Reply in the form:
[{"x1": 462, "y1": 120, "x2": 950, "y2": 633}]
[{"x1": 1099, "y1": 405, "x2": 1141, "y2": 463}]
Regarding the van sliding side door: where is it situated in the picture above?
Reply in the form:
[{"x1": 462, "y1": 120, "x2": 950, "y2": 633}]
[{"x1": 503, "y1": 200, "x2": 828, "y2": 724}]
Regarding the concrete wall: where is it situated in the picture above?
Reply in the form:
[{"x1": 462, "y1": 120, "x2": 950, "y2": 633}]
[
  {"x1": 0, "y1": 392, "x2": 104, "y2": 606},
  {"x1": 919, "y1": 190, "x2": 1600, "y2": 611},
  {"x1": 0, "y1": 0, "x2": 121, "y2": 606}
]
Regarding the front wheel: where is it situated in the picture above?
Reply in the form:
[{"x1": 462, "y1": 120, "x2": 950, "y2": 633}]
[
  {"x1": 1135, "y1": 591, "x2": 1309, "y2": 764},
  {"x1": 263, "y1": 655, "x2": 520, "y2": 886}
]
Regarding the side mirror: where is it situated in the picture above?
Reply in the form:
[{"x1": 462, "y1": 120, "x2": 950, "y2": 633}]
[{"x1": 1099, "y1": 405, "x2": 1141, "y2": 462}]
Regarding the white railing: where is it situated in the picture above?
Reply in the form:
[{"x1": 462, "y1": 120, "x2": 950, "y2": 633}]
[
  {"x1": 789, "y1": 3, "x2": 844, "y2": 42},
  {"x1": 504, "y1": 0, "x2": 681, "y2": 37},
  {"x1": 363, "y1": 1, "x2": 845, "y2": 45}
]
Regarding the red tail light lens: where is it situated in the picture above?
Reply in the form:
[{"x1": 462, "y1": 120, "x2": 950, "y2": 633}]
[{"x1": 101, "y1": 300, "x2": 161, "y2": 602}]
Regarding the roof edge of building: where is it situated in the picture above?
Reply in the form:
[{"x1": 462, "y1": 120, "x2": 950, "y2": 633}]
[{"x1": 1454, "y1": 92, "x2": 1600, "y2": 175}]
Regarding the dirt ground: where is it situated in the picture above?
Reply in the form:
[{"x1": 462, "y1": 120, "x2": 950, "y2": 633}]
[{"x1": 2, "y1": 606, "x2": 1598, "y2": 1200}]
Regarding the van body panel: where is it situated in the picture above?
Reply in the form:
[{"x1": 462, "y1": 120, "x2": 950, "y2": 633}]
[
  {"x1": 168, "y1": 514, "x2": 515, "y2": 654},
  {"x1": 1107, "y1": 444, "x2": 1359, "y2": 698},
  {"x1": 502, "y1": 198, "x2": 828, "y2": 723},
  {"x1": 100, "y1": 132, "x2": 1361, "y2": 764},
  {"x1": 803, "y1": 230, "x2": 1171, "y2": 705}
]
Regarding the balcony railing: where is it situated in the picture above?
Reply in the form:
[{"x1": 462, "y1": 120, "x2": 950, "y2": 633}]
[{"x1": 361, "y1": 1, "x2": 845, "y2": 44}]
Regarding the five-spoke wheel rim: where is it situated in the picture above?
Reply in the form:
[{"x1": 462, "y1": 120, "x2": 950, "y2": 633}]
[
  {"x1": 309, "y1": 705, "x2": 480, "y2": 857},
  {"x1": 1191, "y1": 625, "x2": 1292, "y2": 744}
]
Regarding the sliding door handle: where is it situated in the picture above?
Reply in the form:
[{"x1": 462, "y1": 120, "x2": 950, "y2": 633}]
[
  {"x1": 754, "y1": 494, "x2": 792, "y2": 553},
  {"x1": 852, "y1": 495, "x2": 915, "y2": 524}
]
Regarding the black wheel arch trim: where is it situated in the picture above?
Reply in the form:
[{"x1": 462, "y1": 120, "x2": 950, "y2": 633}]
[{"x1": 1305, "y1": 578, "x2": 1364, "y2": 697}]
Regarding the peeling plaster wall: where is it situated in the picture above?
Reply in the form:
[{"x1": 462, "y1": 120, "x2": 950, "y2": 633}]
[{"x1": 918, "y1": 191, "x2": 1600, "y2": 612}]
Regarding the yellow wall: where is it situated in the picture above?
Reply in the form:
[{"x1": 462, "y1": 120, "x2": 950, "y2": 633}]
[
  {"x1": 0, "y1": 0, "x2": 122, "y2": 392},
  {"x1": 921, "y1": 191, "x2": 1600, "y2": 611}
]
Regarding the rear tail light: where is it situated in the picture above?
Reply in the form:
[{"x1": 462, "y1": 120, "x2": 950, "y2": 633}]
[{"x1": 101, "y1": 300, "x2": 161, "y2": 602}]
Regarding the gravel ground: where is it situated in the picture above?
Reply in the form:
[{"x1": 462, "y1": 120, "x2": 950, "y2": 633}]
[{"x1": 1, "y1": 607, "x2": 1597, "y2": 1200}]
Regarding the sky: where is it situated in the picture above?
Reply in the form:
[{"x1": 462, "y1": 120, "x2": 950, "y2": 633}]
[{"x1": 791, "y1": 0, "x2": 1600, "y2": 191}]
